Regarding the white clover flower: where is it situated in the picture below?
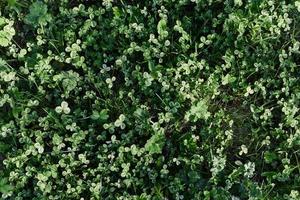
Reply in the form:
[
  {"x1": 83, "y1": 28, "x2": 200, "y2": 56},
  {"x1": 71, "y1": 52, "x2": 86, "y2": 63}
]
[
  {"x1": 211, "y1": 156, "x2": 226, "y2": 177},
  {"x1": 244, "y1": 162, "x2": 255, "y2": 178},
  {"x1": 55, "y1": 101, "x2": 71, "y2": 114}
]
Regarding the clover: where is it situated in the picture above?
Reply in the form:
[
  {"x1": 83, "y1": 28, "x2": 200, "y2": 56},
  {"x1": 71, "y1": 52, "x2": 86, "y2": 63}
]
[
  {"x1": 114, "y1": 114, "x2": 126, "y2": 129},
  {"x1": 105, "y1": 76, "x2": 116, "y2": 88},
  {"x1": 55, "y1": 101, "x2": 71, "y2": 114},
  {"x1": 244, "y1": 86, "x2": 254, "y2": 97},
  {"x1": 66, "y1": 122, "x2": 77, "y2": 131}
]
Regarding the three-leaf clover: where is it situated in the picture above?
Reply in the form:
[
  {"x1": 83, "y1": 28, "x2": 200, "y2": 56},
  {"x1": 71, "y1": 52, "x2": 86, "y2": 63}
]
[
  {"x1": 91, "y1": 109, "x2": 109, "y2": 121},
  {"x1": 145, "y1": 131, "x2": 165, "y2": 154},
  {"x1": 185, "y1": 100, "x2": 211, "y2": 122},
  {"x1": 55, "y1": 101, "x2": 71, "y2": 114},
  {"x1": 114, "y1": 114, "x2": 126, "y2": 129}
]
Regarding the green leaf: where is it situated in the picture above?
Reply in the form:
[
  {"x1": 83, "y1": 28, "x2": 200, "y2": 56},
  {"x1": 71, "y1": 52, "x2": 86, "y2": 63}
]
[
  {"x1": 0, "y1": 37, "x2": 9, "y2": 47},
  {"x1": 0, "y1": 18, "x2": 5, "y2": 26},
  {"x1": 264, "y1": 151, "x2": 277, "y2": 164},
  {"x1": 12, "y1": 106, "x2": 22, "y2": 119},
  {"x1": 0, "y1": 178, "x2": 13, "y2": 194},
  {"x1": 221, "y1": 74, "x2": 236, "y2": 85},
  {"x1": 99, "y1": 109, "x2": 109, "y2": 120},
  {"x1": 7, "y1": 0, "x2": 16, "y2": 7},
  {"x1": 91, "y1": 109, "x2": 109, "y2": 121},
  {"x1": 157, "y1": 19, "x2": 168, "y2": 38},
  {"x1": 113, "y1": 7, "x2": 121, "y2": 18},
  {"x1": 261, "y1": 172, "x2": 277, "y2": 179},
  {"x1": 148, "y1": 60, "x2": 155, "y2": 72},
  {"x1": 145, "y1": 131, "x2": 165, "y2": 154},
  {"x1": 185, "y1": 100, "x2": 211, "y2": 122},
  {"x1": 0, "y1": 18, "x2": 15, "y2": 47},
  {"x1": 157, "y1": 19, "x2": 167, "y2": 34},
  {"x1": 0, "y1": 142, "x2": 9, "y2": 152},
  {"x1": 24, "y1": 1, "x2": 50, "y2": 27},
  {"x1": 62, "y1": 78, "x2": 77, "y2": 93},
  {"x1": 91, "y1": 111, "x2": 100, "y2": 120},
  {"x1": 0, "y1": 57, "x2": 7, "y2": 68}
]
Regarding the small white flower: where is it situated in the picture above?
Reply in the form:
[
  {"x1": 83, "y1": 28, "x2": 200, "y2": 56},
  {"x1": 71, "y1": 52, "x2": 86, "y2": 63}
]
[
  {"x1": 210, "y1": 156, "x2": 226, "y2": 177},
  {"x1": 244, "y1": 162, "x2": 255, "y2": 178}
]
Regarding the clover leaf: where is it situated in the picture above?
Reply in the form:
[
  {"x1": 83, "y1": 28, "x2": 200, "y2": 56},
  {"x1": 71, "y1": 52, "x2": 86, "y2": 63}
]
[
  {"x1": 0, "y1": 17, "x2": 15, "y2": 47},
  {"x1": 185, "y1": 100, "x2": 211, "y2": 122},
  {"x1": 145, "y1": 131, "x2": 165, "y2": 154},
  {"x1": 24, "y1": 1, "x2": 51, "y2": 27},
  {"x1": 91, "y1": 109, "x2": 109, "y2": 121}
]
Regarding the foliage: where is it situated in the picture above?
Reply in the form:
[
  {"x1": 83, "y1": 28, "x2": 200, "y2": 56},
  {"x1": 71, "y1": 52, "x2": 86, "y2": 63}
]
[
  {"x1": 0, "y1": 0, "x2": 300, "y2": 199},
  {"x1": 24, "y1": 1, "x2": 51, "y2": 27},
  {"x1": 0, "y1": 17, "x2": 15, "y2": 47}
]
